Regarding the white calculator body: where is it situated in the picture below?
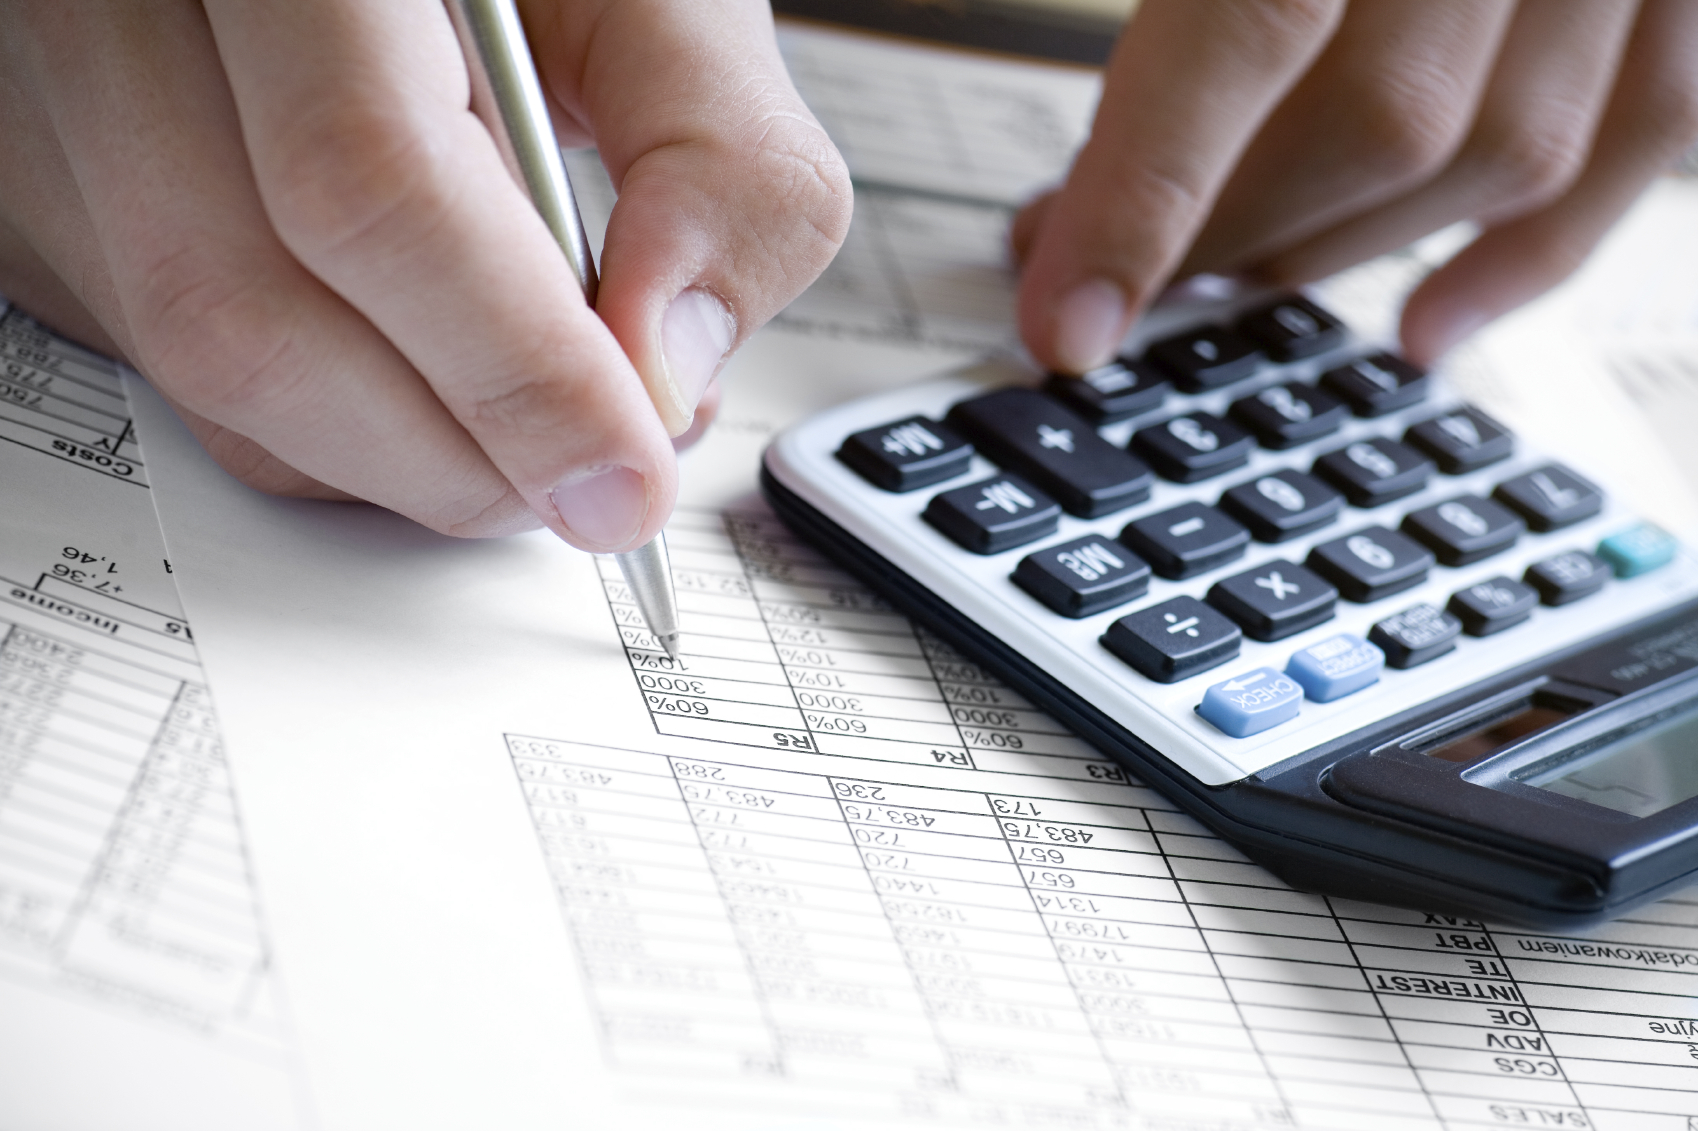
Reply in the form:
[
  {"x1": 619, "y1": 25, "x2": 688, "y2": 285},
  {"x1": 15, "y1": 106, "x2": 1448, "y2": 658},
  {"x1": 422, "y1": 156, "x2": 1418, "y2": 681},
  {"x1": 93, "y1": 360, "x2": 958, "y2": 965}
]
[{"x1": 763, "y1": 288, "x2": 1698, "y2": 928}]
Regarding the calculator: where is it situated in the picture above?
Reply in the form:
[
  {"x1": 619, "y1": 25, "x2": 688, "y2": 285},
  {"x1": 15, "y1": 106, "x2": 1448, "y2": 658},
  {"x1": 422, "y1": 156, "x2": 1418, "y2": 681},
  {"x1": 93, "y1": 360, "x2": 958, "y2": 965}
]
[{"x1": 761, "y1": 287, "x2": 1698, "y2": 929}]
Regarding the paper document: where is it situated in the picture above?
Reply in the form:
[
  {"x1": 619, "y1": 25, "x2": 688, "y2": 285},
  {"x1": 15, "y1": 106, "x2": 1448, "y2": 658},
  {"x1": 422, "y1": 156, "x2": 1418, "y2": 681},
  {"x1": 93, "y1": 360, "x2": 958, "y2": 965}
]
[{"x1": 0, "y1": 303, "x2": 306, "y2": 1128}]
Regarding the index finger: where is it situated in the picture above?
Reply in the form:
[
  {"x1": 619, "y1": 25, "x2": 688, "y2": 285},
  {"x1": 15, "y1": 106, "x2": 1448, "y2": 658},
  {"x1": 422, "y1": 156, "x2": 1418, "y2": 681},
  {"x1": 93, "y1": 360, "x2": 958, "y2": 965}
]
[{"x1": 1018, "y1": 0, "x2": 1344, "y2": 374}]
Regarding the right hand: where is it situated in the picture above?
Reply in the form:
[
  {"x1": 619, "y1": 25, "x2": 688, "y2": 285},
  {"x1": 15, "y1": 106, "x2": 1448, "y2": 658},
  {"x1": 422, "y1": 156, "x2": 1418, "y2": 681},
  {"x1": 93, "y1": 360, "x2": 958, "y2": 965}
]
[
  {"x1": 1013, "y1": 0, "x2": 1698, "y2": 374},
  {"x1": 0, "y1": 0, "x2": 851, "y2": 549}
]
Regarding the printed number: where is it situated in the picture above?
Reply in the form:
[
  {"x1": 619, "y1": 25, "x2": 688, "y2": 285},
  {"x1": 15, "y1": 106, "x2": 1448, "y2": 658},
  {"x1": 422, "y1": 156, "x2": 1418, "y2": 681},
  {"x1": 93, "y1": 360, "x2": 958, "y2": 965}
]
[{"x1": 772, "y1": 732, "x2": 813, "y2": 750}]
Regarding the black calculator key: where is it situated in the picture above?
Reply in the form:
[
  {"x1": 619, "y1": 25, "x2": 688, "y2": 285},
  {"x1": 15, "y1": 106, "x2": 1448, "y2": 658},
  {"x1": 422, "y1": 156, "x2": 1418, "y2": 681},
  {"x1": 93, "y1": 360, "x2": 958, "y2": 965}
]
[
  {"x1": 1119, "y1": 502, "x2": 1250, "y2": 580},
  {"x1": 838, "y1": 416, "x2": 973, "y2": 492},
  {"x1": 1013, "y1": 535, "x2": 1151, "y2": 618},
  {"x1": 1492, "y1": 464, "x2": 1604, "y2": 531},
  {"x1": 1313, "y1": 438, "x2": 1433, "y2": 508},
  {"x1": 1370, "y1": 603, "x2": 1462, "y2": 669},
  {"x1": 1401, "y1": 496, "x2": 1525, "y2": 567},
  {"x1": 1145, "y1": 326, "x2": 1264, "y2": 391},
  {"x1": 1526, "y1": 550, "x2": 1610, "y2": 607},
  {"x1": 1132, "y1": 413, "x2": 1254, "y2": 483},
  {"x1": 923, "y1": 474, "x2": 1060, "y2": 554},
  {"x1": 1306, "y1": 527, "x2": 1434, "y2": 602},
  {"x1": 1235, "y1": 295, "x2": 1347, "y2": 361},
  {"x1": 1102, "y1": 596, "x2": 1241, "y2": 683},
  {"x1": 1219, "y1": 470, "x2": 1344, "y2": 543},
  {"x1": 1448, "y1": 576, "x2": 1538, "y2": 636},
  {"x1": 1229, "y1": 382, "x2": 1348, "y2": 450},
  {"x1": 1043, "y1": 361, "x2": 1170, "y2": 424},
  {"x1": 947, "y1": 389, "x2": 1153, "y2": 518},
  {"x1": 1206, "y1": 561, "x2": 1338, "y2": 642},
  {"x1": 1319, "y1": 353, "x2": 1429, "y2": 417},
  {"x1": 1405, "y1": 407, "x2": 1515, "y2": 474}
]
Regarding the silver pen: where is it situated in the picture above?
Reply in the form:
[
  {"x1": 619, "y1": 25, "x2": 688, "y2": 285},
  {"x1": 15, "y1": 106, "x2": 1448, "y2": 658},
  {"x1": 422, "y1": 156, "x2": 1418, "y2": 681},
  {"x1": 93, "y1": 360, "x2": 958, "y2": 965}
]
[{"x1": 447, "y1": 0, "x2": 682, "y2": 660}]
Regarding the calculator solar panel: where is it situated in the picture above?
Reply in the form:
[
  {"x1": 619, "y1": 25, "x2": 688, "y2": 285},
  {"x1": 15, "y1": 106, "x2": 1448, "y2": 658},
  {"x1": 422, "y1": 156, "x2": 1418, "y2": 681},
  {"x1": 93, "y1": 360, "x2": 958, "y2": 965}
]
[{"x1": 762, "y1": 288, "x2": 1698, "y2": 925}]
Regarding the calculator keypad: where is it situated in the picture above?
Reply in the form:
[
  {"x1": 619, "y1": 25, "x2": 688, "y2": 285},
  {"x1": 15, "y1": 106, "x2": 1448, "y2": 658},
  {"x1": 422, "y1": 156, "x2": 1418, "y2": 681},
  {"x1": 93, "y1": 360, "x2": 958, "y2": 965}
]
[
  {"x1": 947, "y1": 388, "x2": 1152, "y2": 518},
  {"x1": 1405, "y1": 407, "x2": 1515, "y2": 474},
  {"x1": 923, "y1": 474, "x2": 1060, "y2": 553},
  {"x1": 1043, "y1": 363, "x2": 1170, "y2": 424},
  {"x1": 1320, "y1": 352, "x2": 1429, "y2": 416},
  {"x1": 1103, "y1": 596, "x2": 1241, "y2": 683},
  {"x1": 1400, "y1": 496, "x2": 1524, "y2": 567},
  {"x1": 1146, "y1": 326, "x2": 1263, "y2": 391},
  {"x1": 1369, "y1": 603, "x2": 1462, "y2": 669},
  {"x1": 1133, "y1": 412, "x2": 1254, "y2": 482},
  {"x1": 1306, "y1": 527, "x2": 1433, "y2": 602},
  {"x1": 1013, "y1": 535, "x2": 1151, "y2": 618},
  {"x1": 1313, "y1": 437, "x2": 1433, "y2": 507},
  {"x1": 800, "y1": 289, "x2": 1691, "y2": 756},
  {"x1": 1206, "y1": 560, "x2": 1338, "y2": 642},
  {"x1": 1120, "y1": 502, "x2": 1250, "y2": 580},
  {"x1": 1235, "y1": 296, "x2": 1346, "y2": 361},
  {"x1": 1229, "y1": 382, "x2": 1348, "y2": 449},
  {"x1": 1493, "y1": 464, "x2": 1603, "y2": 531},
  {"x1": 1526, "y1": 550, "x2": 1610, "y2": 607},
  {"x1": 838, "y1": 416, "x2": 973, "y2": 491},
  {"x1": 1219, "y1": 470, "x2": 1344, "y2": 543},
  {"x1": 1448, "y1": 576, "x2": 1539, "y2": 636}
]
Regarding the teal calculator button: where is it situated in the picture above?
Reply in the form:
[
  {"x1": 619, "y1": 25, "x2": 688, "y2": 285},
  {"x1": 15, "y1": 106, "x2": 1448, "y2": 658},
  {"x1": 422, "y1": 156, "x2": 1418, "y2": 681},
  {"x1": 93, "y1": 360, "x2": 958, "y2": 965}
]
[
  {"x1": 1286, "y1": 634, "x2": 1385, "y2": 702},
  {"x1": 1597, "y1": 523, "x2": 1677, "y2": 578},
  {"x1": 1199, "y1": 667, "x2": 1302, "y2": 737}
]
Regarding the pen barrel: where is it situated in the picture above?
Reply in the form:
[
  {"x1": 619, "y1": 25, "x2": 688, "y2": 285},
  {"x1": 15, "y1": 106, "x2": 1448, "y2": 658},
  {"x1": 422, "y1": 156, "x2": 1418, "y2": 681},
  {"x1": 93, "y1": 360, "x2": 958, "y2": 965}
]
[
  {"x1": 615, "y1": 537, "x2": 680, "y2": 642},
  {"x1": 445, "y1": 0, "x2": 599, "y2": 304}
]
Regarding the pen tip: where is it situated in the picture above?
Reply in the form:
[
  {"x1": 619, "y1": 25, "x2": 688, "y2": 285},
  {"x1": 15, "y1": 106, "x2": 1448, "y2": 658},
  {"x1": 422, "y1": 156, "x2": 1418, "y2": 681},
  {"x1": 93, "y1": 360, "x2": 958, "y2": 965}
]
[{"x1": 658, "y1": 633, "x2": 681, "y2": 660}]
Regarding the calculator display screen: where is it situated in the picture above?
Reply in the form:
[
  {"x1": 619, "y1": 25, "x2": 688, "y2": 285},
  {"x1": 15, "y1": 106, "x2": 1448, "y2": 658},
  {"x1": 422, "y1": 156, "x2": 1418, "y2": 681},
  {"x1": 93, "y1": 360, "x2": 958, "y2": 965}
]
[{"x1": 1527, "y1": 706, "x2": 1698, "y2": 818}]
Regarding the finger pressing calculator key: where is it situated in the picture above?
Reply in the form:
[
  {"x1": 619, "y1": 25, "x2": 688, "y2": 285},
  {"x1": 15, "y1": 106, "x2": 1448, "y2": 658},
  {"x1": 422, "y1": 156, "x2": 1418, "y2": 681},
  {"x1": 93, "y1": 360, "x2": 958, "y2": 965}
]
[
  {"x1": 1043, "y1": 362, "x2": 1170, "y2": 424},
  {"x1": 1145, "y1": 326, "x2": 1263, "y2": 391},
  {"x1": 765, "y1": 283, "x2": 1698, "y2": 929}
]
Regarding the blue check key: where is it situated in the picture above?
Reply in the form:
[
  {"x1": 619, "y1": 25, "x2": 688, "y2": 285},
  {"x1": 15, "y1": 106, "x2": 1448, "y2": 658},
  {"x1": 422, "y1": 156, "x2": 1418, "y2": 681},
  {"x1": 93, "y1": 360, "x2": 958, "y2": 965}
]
[
  {"x1": 1199, "y1": 667, "x2": 1303, "y2": 738},
  {"x1": 1597, "y1": 523, "x2": 1677, "y2": 579},
  {"x1": 1286, "y1": 634, "x2": 1385, "y2": 702}
]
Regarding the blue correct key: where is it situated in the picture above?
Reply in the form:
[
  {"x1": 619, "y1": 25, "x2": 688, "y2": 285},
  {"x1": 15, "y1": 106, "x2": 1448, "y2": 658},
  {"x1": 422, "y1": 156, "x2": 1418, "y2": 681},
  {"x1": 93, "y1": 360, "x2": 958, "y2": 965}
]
[
  {"x1": 1598, "y1": 523, "x2": 1678, "y2": 578},
  {"x1": 1199, "y1": 667, "x2": 1303, "y2": 738},
  {"x1": 1286, "y1": 633, "x2": 1385, "y2": 703}
]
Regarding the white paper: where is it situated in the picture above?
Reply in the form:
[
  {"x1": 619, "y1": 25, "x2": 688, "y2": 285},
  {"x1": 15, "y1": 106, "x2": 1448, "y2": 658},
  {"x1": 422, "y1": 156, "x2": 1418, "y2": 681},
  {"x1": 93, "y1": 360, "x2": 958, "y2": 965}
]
[{"x1": 0, "y1": 304, "x2": 308, "y2": 1130}]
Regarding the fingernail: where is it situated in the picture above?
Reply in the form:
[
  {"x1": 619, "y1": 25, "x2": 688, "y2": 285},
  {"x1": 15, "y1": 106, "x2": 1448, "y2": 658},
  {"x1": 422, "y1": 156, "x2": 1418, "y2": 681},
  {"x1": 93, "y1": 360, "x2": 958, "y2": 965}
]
[
  {"x1": 549, "y1": 464, "x2": 649, "y2": 551},
  {"x1": 1052, "y1": 278, "x2": 1127, "y2": 373},
  {"x1": 660, "y1": 287, "x2": 734, "y2": 421}
]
